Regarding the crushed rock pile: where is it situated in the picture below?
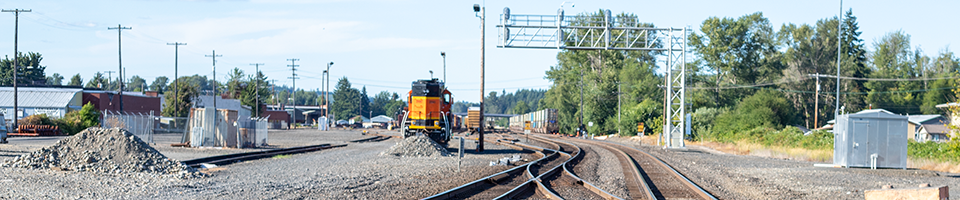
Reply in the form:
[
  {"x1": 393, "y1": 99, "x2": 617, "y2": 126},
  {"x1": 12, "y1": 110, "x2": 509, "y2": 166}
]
[
  {"x1": 2, "y1": 127, "x2": 204, "y2": 178},
  {"x1": 381, "y1": 135, "x2": 451, "y2": 157}
]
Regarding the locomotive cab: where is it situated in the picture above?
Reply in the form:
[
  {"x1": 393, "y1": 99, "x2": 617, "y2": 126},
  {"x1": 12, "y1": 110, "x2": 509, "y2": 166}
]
[{"x1": 400, "y1": 78, "x2": 452, "y2": 144}]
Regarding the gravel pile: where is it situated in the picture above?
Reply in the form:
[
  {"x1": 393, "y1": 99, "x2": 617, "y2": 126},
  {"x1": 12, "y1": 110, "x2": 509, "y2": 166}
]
[
  {"x1": 380, "y1": 135, "x2": 450, "y2": 157},
  {"x1": 2, "y1": 127, "x2": 203, "y2": 178}
]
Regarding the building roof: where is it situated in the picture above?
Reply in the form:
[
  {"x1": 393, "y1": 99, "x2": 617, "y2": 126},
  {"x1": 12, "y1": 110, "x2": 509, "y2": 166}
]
[
  {"x1": 0, "y1": 87, "x2": 82, "y2": 108},
  {"x1": 907, "y1": 115, "x2": 943, "y2": 125},
  {"x1": 936, "y1": 102, "x2": 959, "y2": 108},
  {"x1": 370, "y1": 115, "x2": 394, "y2": 123},
  {"x1": 827, "y1": 109, "x2": 901, "y2": 124},
  {"x1": 921, "y1": 124, "x2": 951, "y2": 134}
]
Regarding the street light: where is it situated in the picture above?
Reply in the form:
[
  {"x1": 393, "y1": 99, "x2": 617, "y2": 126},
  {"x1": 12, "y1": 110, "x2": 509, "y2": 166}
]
[
  {"x1": 440, "y1": 51, "x2": 446, "y2": 85},
  {"x1": 473, "y1": 3, "x2": 485, "y2": 152},
  {"x1": 429, "y1": 70, "x2": 434, "y2": 79},
  {"x1": 325, "y1": 62, "x2": 333, "y2": 129}
]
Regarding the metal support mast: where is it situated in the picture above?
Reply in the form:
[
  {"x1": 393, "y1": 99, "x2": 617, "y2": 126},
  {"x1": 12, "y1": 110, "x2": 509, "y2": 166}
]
[
  {"x1": 835, "y1": 0, "x2": 843, "y2": 119},
  {"x1": 496, "y1": 7, "x2": 688, "y2": 148},
  {"x1": 2, "y1": 9, "x2": 30, "y2": 139},
  {"x1": 108, "y1": 24, "x2": 131, "y2": 112}
]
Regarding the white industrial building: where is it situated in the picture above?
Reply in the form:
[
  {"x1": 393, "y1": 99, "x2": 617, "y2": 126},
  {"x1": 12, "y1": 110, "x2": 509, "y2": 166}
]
[{"x1": 0, "y1": 87, "x2": 84, "y2": 126}]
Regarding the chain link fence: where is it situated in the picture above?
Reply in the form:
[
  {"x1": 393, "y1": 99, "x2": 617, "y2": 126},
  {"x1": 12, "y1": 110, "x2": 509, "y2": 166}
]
[{"x1": 101, "y1": 110, "x2": 155, "y2": 143}]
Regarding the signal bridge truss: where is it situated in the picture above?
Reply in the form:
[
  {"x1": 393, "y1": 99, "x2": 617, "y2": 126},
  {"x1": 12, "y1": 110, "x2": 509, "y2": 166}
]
[{"x1": 497, "y1": 8, "x2": 688, "y2": 148}]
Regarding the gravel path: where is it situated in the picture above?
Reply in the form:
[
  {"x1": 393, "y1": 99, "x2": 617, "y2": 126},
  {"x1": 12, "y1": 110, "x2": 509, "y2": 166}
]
[
  {"x1": 8, "y1": 129, "x2": 959, "y2": 199},
  {"x1": 603, "y1": 136, "x2": 960, "y2": 199},
  {"x1": 0, "y1": 129, "x2": 535, "y2": 199}
]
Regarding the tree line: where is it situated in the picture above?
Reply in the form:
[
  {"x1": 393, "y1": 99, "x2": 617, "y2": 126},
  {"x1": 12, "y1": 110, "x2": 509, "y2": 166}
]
[{"x1": 540, "y1": 9, "x2": 959, "y2": 137}]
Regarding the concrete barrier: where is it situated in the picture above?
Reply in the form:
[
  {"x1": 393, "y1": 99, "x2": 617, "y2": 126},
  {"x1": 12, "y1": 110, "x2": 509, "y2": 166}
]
[{"x1": 864, "y1": 184, "x2": 948, "y2": 200}]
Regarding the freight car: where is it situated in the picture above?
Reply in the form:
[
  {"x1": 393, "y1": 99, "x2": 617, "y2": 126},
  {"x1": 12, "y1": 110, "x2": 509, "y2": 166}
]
[
  {"x1": 509, "y1": 109, "x2": 559, "y2": 134},
  {"x1": 399, "y1": 78, "x2": 453, "y2": 144}
]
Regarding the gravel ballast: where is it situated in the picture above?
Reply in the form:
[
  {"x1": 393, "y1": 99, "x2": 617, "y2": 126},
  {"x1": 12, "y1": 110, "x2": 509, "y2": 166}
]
[
  {"x1": 381, "y1": 134, "x2": 450, "y2": 157},
  {"x1": 2, "y1": 127, "x2": 202, "y2": 179},
  {"x1": 0, "y1": 129, "x2": 531, "y2": 199}
]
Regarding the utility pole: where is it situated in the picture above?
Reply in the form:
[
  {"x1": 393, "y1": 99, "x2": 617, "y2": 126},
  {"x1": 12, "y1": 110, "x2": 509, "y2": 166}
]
[
  {"x1": 3, "y1": 8, "x2": 30, "y2": 139},
  {"x1": 167, "y1": 42, "x2": 186, "y2": 116},
  {"x1": 618, "y1": 81, "x2": 621, "y2": 136},
  {"x1": 815, "y1": 73, "x2": 820, "y2": 128},
  {"x1": 474, "y1": 3, "x2": 485, "y2": 152},
  {"x1": 108, "y1": 24, "x2": 131, "y2": 112},
  {"x1": 103, "y1": 71, "x2": 115, "y2": 89},
  {"x1": 205, "y1": 50, "x2": 222, "y2": 132},
  {"x1": 251, "y1": 63, "x2": 264, "y2": 118},
  {"x1": 580, "y1": 67, "x2": 584, "y2": 137},
  {"x1": 287, "y1": 59, "x2": 299, "y2": 125}
]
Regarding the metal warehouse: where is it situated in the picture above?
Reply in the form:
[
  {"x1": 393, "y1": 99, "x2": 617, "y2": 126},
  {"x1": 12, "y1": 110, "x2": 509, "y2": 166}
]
[{"x1": 0, "y1": 87, "x2": 84, "y2": 122}]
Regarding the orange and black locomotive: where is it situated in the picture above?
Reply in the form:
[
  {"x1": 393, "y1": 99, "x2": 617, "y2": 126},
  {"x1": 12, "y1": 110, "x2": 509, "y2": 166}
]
[{"x1": 400, "y1": 78, "x2": 453, "y2": 144}]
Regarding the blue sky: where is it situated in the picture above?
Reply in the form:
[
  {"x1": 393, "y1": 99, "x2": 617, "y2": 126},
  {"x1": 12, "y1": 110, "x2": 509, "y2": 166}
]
[{"x1": 0, "y1": 0, "x2": 957, "y2": 102}]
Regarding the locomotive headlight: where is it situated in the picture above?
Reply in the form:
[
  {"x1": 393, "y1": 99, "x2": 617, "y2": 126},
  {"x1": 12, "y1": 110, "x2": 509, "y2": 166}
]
[{"x1": 435, "y1": 121, "x2": 439, "y2": 126}]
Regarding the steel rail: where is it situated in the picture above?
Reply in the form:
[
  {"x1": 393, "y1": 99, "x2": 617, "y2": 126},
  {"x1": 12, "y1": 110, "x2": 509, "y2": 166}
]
[
  {"x1": 614, "y1": 143, "x2": 718, "y2": 200},
  {"x1": 537, "y1": 135, "x2": 623, "y2": 200},
  {"x1": 422, "y1": 139, "x2": 546, "y2": 200},
  {"x1": 574, "y1": 138, "x2": 657, "y2": 200},
  {"x1": 181, "y1": 143, "x2": 346, "y2": 168}
]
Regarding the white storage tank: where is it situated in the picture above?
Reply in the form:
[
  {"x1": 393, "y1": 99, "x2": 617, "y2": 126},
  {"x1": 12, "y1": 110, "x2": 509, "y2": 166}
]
[{"x1": 833, "y1": 111, "x2": 908, "y2": 169}]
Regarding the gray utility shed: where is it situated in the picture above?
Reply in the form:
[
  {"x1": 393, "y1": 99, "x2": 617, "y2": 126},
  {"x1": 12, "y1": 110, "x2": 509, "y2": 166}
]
[{"x1": 833, "y1": 111, "x2": 907, "y2": 169}]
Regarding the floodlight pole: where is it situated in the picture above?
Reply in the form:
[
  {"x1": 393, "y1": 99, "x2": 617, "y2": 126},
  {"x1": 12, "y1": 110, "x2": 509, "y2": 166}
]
[
  {"x1": 474, "y1": 3, "x2": 485, "y2": 152},
  {"x1": 835, "y1": 0, "x2": 843, "y2": 119},
  {"x1": 2, "y1": 9, "x2": 30, "y2": 138},
  {"x1": 326, "y1": 62, "x2": 333, "y2": 128},
  {"x1": 441, "y1": 51, "x2": 446, "y2": 86}
]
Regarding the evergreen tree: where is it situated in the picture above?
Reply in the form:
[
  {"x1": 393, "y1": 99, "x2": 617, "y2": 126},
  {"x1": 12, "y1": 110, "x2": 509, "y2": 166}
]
[
  {"x1": 839, "y1": 9, "x2": 870, "y2": 113},
  {"x1": 331, "y1": 77, "x2": 362, "y2": 120},
  {"x1": 47, "y1": 73, "x2": 63, "y2": 86},
  {"x1": 0, "y1": 52, "x2": 47, "y2": 85},
  {"x1": 68, "y1": 73, "x2": 83, "y2": 86}
]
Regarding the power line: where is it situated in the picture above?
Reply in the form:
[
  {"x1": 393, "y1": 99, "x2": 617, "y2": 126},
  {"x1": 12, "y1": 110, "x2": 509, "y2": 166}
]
[{"x1": 809, "y1": 74, "x2": 960, "y2": 81}]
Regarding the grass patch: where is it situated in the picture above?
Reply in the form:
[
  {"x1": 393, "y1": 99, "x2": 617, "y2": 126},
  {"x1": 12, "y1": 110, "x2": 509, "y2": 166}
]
[{"x1": 272, "y1": 154, "x2": 292, "y2": 159}]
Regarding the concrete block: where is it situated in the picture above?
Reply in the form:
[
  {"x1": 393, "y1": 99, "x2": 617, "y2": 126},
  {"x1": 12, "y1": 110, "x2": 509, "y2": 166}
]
[{"x1": 864, "y1": 185, "x2": 948, "y2": 200}]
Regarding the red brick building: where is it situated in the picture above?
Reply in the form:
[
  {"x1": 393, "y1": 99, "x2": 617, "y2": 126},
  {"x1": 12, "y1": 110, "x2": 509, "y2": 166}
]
[{"x1": 82, "y1": 91, "x2": 162, "y2": 115}]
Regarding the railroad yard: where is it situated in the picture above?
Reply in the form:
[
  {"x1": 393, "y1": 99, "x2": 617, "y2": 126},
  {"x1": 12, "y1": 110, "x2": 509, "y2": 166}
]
[{"x1": 0, "y1": 128, "x2": 958, "y2": 199}]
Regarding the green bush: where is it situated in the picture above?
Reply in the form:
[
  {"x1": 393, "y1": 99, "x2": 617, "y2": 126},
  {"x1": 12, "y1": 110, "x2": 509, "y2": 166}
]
[
  {"x1": 55, "y1": 102, "x2": 101, "y2": 135},
  {"x1": 19, "y1": 114, "x2": 55, "y2": 126},
  {"x1": 908, "y1": 141, "x2": 960, "y2": 163},
  {"x1": 708, "y1": 90, "x2": 798, "y2": 142}
]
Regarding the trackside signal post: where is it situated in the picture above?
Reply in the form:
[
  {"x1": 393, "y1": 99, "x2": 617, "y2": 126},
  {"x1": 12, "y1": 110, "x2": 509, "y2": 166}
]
[{"x1": 496, "y1": 6, "x2": 689, "y2": 148}]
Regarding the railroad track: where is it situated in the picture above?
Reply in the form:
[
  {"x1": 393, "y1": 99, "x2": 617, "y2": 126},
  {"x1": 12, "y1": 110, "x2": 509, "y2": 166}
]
[
  {"x1": 426, "y1": 133, "x2": 618, "y2": 200},
  {"x1": 428, "y1": 132, "x2": 714, "y2": 200},
  {"x1": 550, "y1": 135, "x2": 716, "y2": 200},
  {"x1": 181, "y1": 143, "x2": 347, "y2": 168}
]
